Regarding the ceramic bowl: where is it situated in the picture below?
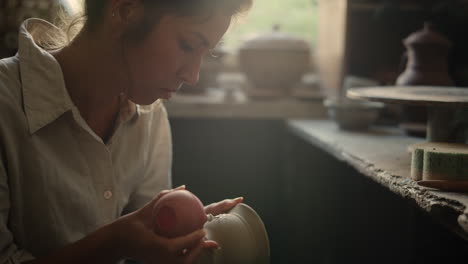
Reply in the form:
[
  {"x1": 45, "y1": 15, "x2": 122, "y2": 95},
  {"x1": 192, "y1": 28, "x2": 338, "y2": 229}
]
[
  {"x1": 196, "y1": 203, "x2": 270, "y2": 264},
  {"x1": 324, "y1": 98, "x2": 384, "y2": 130},
  {"x1": 238, "y1": 25, "x2": 311, "y2": 97}
]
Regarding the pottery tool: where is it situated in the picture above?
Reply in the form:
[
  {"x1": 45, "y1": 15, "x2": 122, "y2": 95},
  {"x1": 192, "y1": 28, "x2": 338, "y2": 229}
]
[
  {"x1": 411, "y1": 142, "x2": 468, "y2": 191},
  {"x1": 408, "y1": 142, "x2": 468, "y2": 181}
]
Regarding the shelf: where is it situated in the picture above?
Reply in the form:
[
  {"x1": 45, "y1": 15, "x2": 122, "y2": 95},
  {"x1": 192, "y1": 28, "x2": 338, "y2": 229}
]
[
  {"x1": 164, "y1": 88, "x2": 326, "y2": 120},
  {"x1": 349, "y1": 2, "x2": 423, "y2": 12}
]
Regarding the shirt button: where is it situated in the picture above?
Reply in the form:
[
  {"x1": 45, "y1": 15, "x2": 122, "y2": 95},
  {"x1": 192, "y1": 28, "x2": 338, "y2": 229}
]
[{"x1": 103, "y1": 190, "x2": 113, "y2": 200}]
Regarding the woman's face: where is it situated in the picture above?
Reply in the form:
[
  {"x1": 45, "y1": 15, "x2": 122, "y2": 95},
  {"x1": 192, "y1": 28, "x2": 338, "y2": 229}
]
[{"x1": 124, "y1": 11, "x2": 231, "y2": 105}]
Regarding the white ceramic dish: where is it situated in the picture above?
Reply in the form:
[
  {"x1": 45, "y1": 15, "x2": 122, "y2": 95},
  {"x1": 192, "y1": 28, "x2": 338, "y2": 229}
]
[{"x1": 197, "y1": 203, "x2": 270, "y2": 264}]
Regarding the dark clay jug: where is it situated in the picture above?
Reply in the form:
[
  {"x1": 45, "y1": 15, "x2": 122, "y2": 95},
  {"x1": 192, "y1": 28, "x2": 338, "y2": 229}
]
[{"x1": 396, "y1": 22, "x2": 454, "y2": 137}]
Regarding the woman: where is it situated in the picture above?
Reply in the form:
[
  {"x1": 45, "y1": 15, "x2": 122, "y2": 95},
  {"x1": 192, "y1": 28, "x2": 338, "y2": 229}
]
[{"x1": 0, "y1": 0, "x2": 252, "y2": 263}]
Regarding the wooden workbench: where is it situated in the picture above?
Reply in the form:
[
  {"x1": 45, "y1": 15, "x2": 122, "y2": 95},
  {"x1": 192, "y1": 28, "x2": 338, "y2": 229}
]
[{"x1": 287, "y1": 119, "x2": 468, "y2": 240}]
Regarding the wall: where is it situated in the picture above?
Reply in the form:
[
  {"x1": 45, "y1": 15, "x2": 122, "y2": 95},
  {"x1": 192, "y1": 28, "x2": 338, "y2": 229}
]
[{"x1": 170, "y1": 118, "x2": 287, "y2": 262}]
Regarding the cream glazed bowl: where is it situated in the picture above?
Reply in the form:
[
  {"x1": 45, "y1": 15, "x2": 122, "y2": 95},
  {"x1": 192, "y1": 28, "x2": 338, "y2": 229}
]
[{"x1": 196, "y1": 203, "x2": 270, "y2": 264}]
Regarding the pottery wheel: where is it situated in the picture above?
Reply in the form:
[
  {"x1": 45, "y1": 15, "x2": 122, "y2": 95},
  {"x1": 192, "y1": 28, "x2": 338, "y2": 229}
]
[
  {"x1": 346, "y1": 86, "x2": 468, "y2": 142},
  {"x1": 347, "y1": 86, "x2": 468, "y2": 107}
]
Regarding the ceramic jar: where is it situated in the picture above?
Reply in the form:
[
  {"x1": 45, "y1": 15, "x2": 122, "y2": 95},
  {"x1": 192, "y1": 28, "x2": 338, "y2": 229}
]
[
  {"x1": 238, "y1": 25, "x2": 311, "y2": 98},
  {"x1": 396, "y1": 22, "x2": 453, "y2": 86},
  {"x1": 396, "y1": 22, "x2": 454, "y2": 137}
]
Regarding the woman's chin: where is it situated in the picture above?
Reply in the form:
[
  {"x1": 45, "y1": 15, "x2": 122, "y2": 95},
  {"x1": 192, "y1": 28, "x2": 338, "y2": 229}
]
[
  {"x1": 131, "y1": 92, "x2": 174, "y2": 105},
  {"x1": 129, "y1": 95, "x2": 161, "y2": 105},
  {"x1": 156, "y1": 92, "x2": 173, "y2": 101},
  {"x1": 158, "y1": 88, "x2": 178, "y2": 100}
]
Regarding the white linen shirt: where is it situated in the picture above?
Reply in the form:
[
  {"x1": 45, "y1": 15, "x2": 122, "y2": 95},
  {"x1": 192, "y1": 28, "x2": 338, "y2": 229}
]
[{"x1": 0, "y1": 19, "x2": 172, "y2": 263}]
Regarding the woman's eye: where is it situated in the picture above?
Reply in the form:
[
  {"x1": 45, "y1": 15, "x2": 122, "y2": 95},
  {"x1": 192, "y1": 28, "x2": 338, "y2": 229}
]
[{"x1": 179, "y1": 40, "x2": 195, "y2": 52}]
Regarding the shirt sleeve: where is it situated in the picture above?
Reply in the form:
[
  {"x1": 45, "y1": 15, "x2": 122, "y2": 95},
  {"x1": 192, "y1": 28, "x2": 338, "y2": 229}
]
[
  {"x1": 123, "y1": 102, "x2": 173, "y2": 213},
  {"x1": 0, "y1": 154, "x2": 35, "y2": 263}
]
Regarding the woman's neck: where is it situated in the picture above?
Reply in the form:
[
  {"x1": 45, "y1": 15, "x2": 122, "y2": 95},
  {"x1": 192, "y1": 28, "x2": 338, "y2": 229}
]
[{"x1": 52, "y1": 30, "x2": 127, "y2": 142}]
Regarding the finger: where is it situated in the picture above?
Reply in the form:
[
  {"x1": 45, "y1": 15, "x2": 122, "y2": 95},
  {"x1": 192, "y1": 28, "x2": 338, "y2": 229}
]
[
  {"x1": 220, "y1": 198, "x2": 241, "y2": 211},
  {"x1": 170, "y1": 229, "x2": 206, "y2": 253},
  {"x1": 205, "y1": 204, "x2": 221, "y2": 216},
  {"x1": 203, "y1": 239, "x2": 219, "y2": 249},
  {"x1": 183, "y1": 240, "x2": 206, "y2": 264},
  {"x1": 205, "y1": 197, "x2": 244, "y2": 216},
  {"x1": 179, "y1": 238, "x2": 217, "y2": 257},
  {"x1": 234, "y1": 196, "x2": 244, "y2": 203},
  {"x1": 174, "y1": 185, "x2": 187, "y2": 191}
]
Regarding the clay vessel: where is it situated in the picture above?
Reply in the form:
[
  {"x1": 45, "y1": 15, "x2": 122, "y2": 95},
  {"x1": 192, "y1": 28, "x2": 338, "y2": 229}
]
[
  {"x1": 396, "y1": 22, "x2": 454, "y2": 136},
  {"x1": 196, "y1": 203, "x2": 270, "y2": 264},
  {"x1": 152, "y1": 190, "x2": 207, "y2": 238},
  {"x1": 396, "y1": 22, "x2": 453, "y2": 86},
  {"x1": 238, "y1": 25, "x2": 311, "y2": 98}
]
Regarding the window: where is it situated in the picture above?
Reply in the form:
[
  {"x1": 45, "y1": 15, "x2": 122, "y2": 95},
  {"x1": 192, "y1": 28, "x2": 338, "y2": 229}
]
[
  {"x1": 223, "y1": 0, "x2": 318, "y2": 51},
  {"x1": 60, "y1": 0, "x2": 83, "y2": 15}
]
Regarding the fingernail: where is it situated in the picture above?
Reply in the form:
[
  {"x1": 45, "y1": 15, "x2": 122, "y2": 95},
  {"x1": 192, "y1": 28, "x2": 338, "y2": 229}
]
[
  {"x1": 174, "y1": 185, "x2": 186, "y2": 190},
  {"x1": 235, "y1": 197, "x2": 244, "y2": 201}
]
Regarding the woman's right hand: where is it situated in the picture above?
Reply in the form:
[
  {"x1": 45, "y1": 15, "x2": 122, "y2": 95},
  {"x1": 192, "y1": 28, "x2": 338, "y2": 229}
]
[{"x1": 109, "y1": 186, "x2": 218, "y2": 264}]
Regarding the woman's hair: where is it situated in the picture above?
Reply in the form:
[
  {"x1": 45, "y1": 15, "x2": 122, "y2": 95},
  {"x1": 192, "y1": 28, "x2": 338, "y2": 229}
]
[
  {"x1": 37, "y1": 0, "x2": 252, "y2": 50},
  {"x1": 86, "y1": 0, "x2": 253, "y2": 31}
]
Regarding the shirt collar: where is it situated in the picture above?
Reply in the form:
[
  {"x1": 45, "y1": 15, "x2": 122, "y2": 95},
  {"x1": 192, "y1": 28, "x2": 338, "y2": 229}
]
[
  {"x1": 18, "y1": 18, "x2": 139, "y2": 135},
  {"x1": 18, "y1": 18, "x2": 74, "y2": 134}
]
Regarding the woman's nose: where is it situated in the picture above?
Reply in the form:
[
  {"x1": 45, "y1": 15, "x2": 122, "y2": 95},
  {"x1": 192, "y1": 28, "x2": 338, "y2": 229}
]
[{"x1": 179, "y1": 57, "x2": 202, "y2": 86}]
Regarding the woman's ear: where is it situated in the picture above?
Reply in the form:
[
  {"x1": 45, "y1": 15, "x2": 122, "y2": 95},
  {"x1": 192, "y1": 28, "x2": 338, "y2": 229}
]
[{"x1": 111, "y1": 0, "x2": 145, "y2": 26}]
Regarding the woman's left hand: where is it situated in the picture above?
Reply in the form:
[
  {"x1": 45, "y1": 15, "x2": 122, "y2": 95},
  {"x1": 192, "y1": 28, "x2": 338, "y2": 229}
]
[{"x1": 204, "y1": 197, "x2": 244, "y2": 216}]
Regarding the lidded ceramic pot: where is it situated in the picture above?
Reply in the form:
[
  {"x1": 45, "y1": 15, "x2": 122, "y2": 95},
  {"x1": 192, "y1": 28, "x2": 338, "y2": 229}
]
[
  {"x1": 396, "y1": 22, "x2": 453, "y2": 86},
  {"x1": 396, "y1": 22, "x2": 454, "y2": 137},
  {"x1": 238, "y1": 25, "x2": 311, "y2": 97}
]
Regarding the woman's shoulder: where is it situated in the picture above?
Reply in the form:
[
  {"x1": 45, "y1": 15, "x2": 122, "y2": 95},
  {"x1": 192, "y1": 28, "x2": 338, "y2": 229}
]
[{"x1": 0, "y1": 57, "x2": 29, "y2": 136}]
